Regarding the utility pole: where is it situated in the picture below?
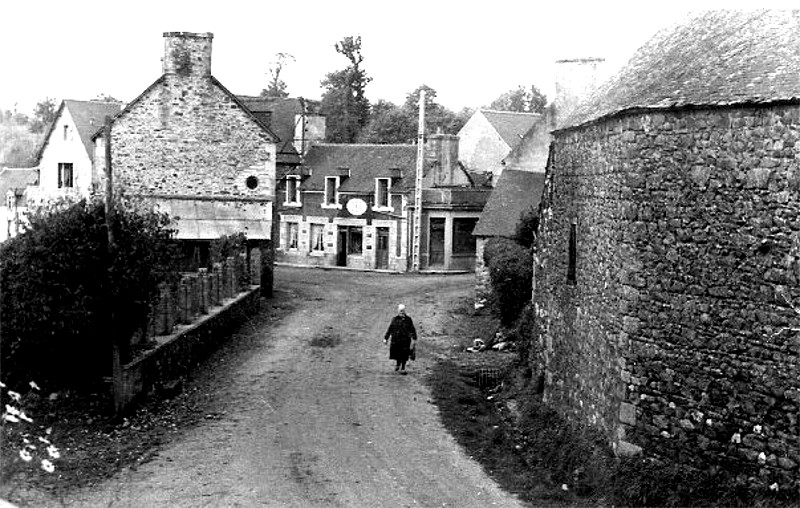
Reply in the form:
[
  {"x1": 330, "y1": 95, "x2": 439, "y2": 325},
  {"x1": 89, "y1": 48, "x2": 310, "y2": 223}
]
[
  {"x1": 411, "y1": 90, "x2": 425, "y2": 272},
  {"x1": 105, "y1": 116, "x2": 124, "y2": 416}
]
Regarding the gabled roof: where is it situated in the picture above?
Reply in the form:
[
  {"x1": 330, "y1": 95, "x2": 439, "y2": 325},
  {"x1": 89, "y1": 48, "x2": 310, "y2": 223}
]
[
  {"x1": 560, "y1": 10, "x2": 800, "y2": 131},
  {"x1": 300, "y1": 144, "x2": 418, "y2": 193},
  {"x1": 479, "y1": 110, "x2": 541, "y2": 149},
  {"x1": 36, "y1": 100, "x2": 122, "y2": 164},
  {"x1": 0, "y1": 167, "x2": 38, "y2": 198},
  {"x1": 237, "y1": 96, "x2": 319, "y2": 165},
  {"x1": 90, "y1": 76, "x2": 280, "y2": 144},
  {"x1": 473, "y1": 169, "x2": 545, "y2": 238}
]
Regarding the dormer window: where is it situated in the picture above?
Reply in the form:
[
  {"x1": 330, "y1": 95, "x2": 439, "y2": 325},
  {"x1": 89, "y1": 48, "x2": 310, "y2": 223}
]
[
  {"x1": 375, "y1": 178, "x2": 391, "y2": 209},
  {"x1": 285, "y1": 176, "x2": 301, "y2": 206},
  {"x1": 323, "y1": 176, "x2": 340, "y2": 208}
]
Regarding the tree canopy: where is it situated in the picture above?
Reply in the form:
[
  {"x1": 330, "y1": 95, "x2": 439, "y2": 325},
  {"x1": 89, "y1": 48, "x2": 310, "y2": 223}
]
[
  {"x1": 319, "y1": 36, "x2": 371, "y2": 143},
  {"x1": 261, "y1": 52, "x2": 294, "y2": 99},
  {"x1": 488, "y1": 85, "x2": 547, "y2": 114},
  {"x1": 29, "y1": 97, "x2": 57, "y2": 134}
]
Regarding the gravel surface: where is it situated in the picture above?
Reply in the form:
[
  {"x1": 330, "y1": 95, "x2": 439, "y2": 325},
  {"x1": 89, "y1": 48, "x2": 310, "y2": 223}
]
[{"x1": 25, "y1": 266, "x2": 524, "y2": 507}]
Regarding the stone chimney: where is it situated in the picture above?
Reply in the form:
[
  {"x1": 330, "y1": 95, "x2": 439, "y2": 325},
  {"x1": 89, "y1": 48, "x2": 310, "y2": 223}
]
[
  {"x1": 426, "y1": 133, "x2": 460, "y2": 186},
  {"x1": 553, "y1": 57, "x2": 605, "y2": 126},
  {"x1": 162, "y1": 32, "x2": 214, "y2": 77}
]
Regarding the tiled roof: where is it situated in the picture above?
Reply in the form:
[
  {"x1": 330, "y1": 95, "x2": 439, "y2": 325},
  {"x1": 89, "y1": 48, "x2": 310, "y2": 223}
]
[
  {"x1": 473, "y1": 169, "x2": 545, "y2": 238},
  {"x1": 480, "y1": 110, "x2": 541, "y2": 149},
  {"x1": 0, "y1": 167, "x2": 38, "y2": 198},
  {"x1": 237, "y1": 96, "x2": 315, "y2": 164},
  {"x1": 300, "y1": 144, "x2": 418, "y2": 193},
  {"x1": 560, "y1": 10, "x2": 800, "y2": 130},
  {"x1": 37, "y1": 100, "x2": 122, "y2": 163}
]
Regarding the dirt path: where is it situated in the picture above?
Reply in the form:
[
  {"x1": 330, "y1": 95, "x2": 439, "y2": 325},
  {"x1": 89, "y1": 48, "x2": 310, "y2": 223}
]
[{"x1": 56, "y1": 267, "x2": 525, "y2": 507}]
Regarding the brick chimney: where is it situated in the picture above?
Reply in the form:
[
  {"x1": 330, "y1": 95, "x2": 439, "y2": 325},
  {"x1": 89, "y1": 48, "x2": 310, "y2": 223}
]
[
  {"x1": 426, "y1": 133, "x2": 460, "y2": 186},
  {"x1": 553, "y1": 57, "x2": 605, "y2": 126},
  {"x1": 162, "y1": 32, "x2": 214, "y2": 77}
]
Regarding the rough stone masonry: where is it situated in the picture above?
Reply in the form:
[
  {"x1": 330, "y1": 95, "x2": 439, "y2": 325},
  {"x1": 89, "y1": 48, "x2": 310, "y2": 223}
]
[{"x1": 534, "y1": 103, "x2": 800, "y2": 489}]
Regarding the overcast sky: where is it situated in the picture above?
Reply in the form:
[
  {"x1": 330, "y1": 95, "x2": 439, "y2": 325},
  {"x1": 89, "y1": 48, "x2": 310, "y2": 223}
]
[{"x1": 0, "y1": 0, "x2": 792, "y2": 116}]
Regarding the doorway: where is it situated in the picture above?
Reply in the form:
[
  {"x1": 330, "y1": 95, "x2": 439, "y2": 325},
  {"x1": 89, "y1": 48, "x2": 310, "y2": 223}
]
[
  {"x1": 337, "y1": 229, "x2": 347, "y2": 266},
  {"x1": 376, "y1": 227, "x2": 389, "y2": 269},
  {"x1": 429, "y1": 218, "x2": 445, "y2": 267}
]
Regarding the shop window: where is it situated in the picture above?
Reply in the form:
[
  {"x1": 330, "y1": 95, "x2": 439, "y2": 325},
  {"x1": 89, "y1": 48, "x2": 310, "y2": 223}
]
[
  {"x1": 347, "y1": 226, "x2": 363, "y2": 254},
  {"x1": 310, "y1": 223, "x2": 324, "y2": 252},
  {"x1": 453, "y1": 217, "x2": 478, "y2": 255},
  {"x1": 288, "y1": 222, "x2": 299, "y2": 249}
]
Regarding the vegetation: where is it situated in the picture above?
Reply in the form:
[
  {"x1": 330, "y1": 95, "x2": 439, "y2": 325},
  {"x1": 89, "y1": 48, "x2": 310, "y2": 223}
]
[
  {"x1": 319, "y1": 36, "x2": 372, "y2": 143},
  {"x1": 487, "y1": 85, "x2": 548, "y2": 114},
  {"x1": 0, "y1": 197, "x2": 179, "y2": 390},
  {"x1": 260, "y1": 52, "x2": 294, "y2": 99}
]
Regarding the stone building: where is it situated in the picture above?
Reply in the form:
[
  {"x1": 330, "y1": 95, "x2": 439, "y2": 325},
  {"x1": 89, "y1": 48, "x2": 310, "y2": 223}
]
[
  {"x1": 277, "y1": 134, "x2": 490, "y2": 272},
  {"x1": 92, "y1": 32, "x2": 278, "y2": 257},
  {"x1": 0, "y1": 167, "x2": 38, "y2": 241},
  {"x1": 534, "y1": 10, "x2": 800, "y2": 489}
]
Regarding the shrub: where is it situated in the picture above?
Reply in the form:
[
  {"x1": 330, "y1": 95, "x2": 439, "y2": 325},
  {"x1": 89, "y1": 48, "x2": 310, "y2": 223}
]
[
  {"x1": 210, "y1": 232, "x2": 250, "y2": 287},
  {"x1": 484, "y1": 237, "x2": 532, "y2": 326},
  {"x1": 0, "y1": 197, "x2": 178, "y2": 389}
]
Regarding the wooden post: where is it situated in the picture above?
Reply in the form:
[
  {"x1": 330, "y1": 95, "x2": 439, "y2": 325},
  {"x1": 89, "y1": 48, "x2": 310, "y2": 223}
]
[{"x1": 106, "y1": 116, "x2": 126, "y2": 416}]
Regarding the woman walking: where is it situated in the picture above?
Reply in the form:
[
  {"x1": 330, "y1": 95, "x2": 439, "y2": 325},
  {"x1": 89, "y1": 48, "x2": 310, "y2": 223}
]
[{"x1": 384, "y1": 304, "x2": 417, "y2": 374}]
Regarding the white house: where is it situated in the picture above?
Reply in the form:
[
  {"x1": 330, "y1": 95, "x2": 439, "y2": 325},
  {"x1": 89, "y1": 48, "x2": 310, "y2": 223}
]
[
  {"x1": 29, "y1": 100, "x2": 122, "y2": 204},
  {"x1": 0, "y1": 167, "x2": 38, "y2": 242}
]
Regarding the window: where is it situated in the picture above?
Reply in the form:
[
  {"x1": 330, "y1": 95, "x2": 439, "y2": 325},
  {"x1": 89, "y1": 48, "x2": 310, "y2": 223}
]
[
  {"x1": 347, "y1": 226, "x2": 363, "y2": 254},
  {"x1": 285, "y1": 176, "x2": 300, "y2": 205},
  {"x1": 288, "y1": 222, "x2": 299, "y2": 249},
  {"x1": 375, "y1": 178, "x2": 390, "y2": 208},
  {"x1": 310, "y1": 224, "x2": 325, "y2": 252},
  {"x1": 324, "y1": 176, "x2": 339, "y2": 206},
  {"x1": 567, "y1": 222, "x2": 577, "y2": 283},
  {"x1": 453, "y1": 218, "x2": 478, "y2": 255},
  {"x1": 58, "y1": 163, "x2": 73, "y2": 188},
  {"x1": 63, "y1": 125, "x2": 69, "y2": 141}
]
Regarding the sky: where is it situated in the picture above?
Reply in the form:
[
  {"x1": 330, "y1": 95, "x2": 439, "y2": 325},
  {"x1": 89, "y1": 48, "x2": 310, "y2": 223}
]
[{"x1": 0, "y1": 0, "x2": 793, "y2": 116}]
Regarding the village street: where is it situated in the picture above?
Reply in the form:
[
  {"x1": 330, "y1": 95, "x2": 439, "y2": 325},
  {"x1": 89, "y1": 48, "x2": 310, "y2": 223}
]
[{"x1": 55, "y1": 266, "x2": 525, "y2": 508}]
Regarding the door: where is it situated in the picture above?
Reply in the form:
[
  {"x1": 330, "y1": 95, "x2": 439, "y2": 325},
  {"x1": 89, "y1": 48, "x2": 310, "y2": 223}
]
[
  {"x1": 337, "y1": 229, "x2": 347, "y2": 266},
  {"x1": 429, "y1": 218, "x2": 445, "y2": 267},
  {"x1": 376, "y1": 227, "x2": 389, "y2": 269}
]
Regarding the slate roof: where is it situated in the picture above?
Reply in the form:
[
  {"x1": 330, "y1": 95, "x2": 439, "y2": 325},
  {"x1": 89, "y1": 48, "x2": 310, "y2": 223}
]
[
  {"x1": 36, "y1": 100, "x2": 122, "y2": 164},
  {"x1": 0, "y1": 168, "x2": 38, "y2": 200},
  {"x1": 237, "y1": 96, "x2": 319, "y2": 165},
  {"x1": 480, "y1": 110, "x2": 541, "y2": 149},
  {"x1": 473, "y1": 169, "x2": 545, "y2": 238},
  {"x1": 560, "y1": 10, "x2": 800, "y2": 130},
  {"x1": 300, "y1": 144, "x2": 418, "y2": 193}
]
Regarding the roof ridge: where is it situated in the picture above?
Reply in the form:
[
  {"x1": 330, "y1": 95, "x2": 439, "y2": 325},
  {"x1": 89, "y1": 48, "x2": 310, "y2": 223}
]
[{"x1": 481, "y1": 109, "x2": 541, "y2": 116}]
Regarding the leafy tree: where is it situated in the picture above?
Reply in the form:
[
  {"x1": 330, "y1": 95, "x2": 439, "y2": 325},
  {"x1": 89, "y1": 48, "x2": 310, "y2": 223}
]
[
  {"x1": 29, "y1": 98, "x2": 57, "y2": 133},
  {"x1": 93, "y1": 94, "x2": 123, "y2": 103},
  {"x1": 483, "y1": 237, "x2": 532, "y2": 326},
  {"x1": 488, "y1": 85, "x2": 548, "y2": 114},
  {"x1": 403, "y1": 85, "x2": 469, "y2": 135},
  {"x1": 319, "y1": 36, "x2": 371, "y2": 143},
  {"x1": 358, "y1": 100, "x2": 416, "y2": 144},
  {"x1": 260, "y1": 52, "x2": 294, "y2": 99}
]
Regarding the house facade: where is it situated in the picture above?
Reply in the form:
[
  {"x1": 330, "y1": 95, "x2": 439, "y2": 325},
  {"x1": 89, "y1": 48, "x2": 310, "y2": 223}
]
[
  {"x1": 457, "y1": 109, "x2": 541, "y2": 184},
  {"x1": 276, "y1": 134, "x2": 490, "y2": 272},
  {"x1": 0, "y1": 167, "x2": 38, "y2": 241},
  {"x1": 92, "y1": 32, "x2": 278, "y2": 249},
  {"x1": 534, "y1": 10, "x2": 800, "y2": 490},
  {"x1": 29, "y1": 100, "x2": 121, "y2": 204}
]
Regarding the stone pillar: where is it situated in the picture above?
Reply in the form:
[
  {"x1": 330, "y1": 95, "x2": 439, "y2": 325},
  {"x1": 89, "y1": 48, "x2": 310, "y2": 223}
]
[
  {"x1": 212, "y1": 263, "x2": 223, "y2": 305},
  {"x1": 250, "y1": 246, "x2": 262, "y2": 286},
  {"x1": 187, "y1": 274, "x2": 199, "y2": 319},
  {"x1": 177, "y1": 278, "x2": 189, "y2": 324},
  {"x1": 198, "y1": 268, "x2": 209, "y2": 314},
  {"x1": 226, "y1": 256, "x2": 237, "y2": 296},
  {"x1": 260, "y1": 239, "x2": 274, "y2": 297}
]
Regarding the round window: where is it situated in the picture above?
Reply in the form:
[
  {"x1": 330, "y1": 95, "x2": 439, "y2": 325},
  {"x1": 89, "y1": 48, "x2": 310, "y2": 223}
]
[{"x1": 246, "y1": 175, "x2": 259, "y2": 189}]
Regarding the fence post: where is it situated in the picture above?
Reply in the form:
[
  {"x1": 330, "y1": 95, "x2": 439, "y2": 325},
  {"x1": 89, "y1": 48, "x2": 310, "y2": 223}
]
[
  {"x1": 250, "y1": 246, "x2": 262, "y2": 286},
  {"x1": 198, "y1": 268, "x2": 208, "y2": 314},
  {"x1": 212, "y1": 263, "x2": 222, "y2": 306},
  {"x1": 260, "y1": 239, "x2": 274, "y2": 297},
  {"x1": 226, "y1": 256, "x2": 237, "y2": 296}
]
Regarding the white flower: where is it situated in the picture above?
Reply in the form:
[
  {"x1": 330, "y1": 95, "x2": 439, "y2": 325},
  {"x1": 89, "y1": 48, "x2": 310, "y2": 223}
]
[
  {"x1": 0, "y1": 381, "x2": 5, "y2": 388},
  {"x1": 45, "y1": 427, "x2": 52, "y2": 435},
  {"x1": 561, "y1": 484, "x2": 569, "y2": 491},
  {"x1": 7, "y1": 391, "x2": 21, "y2": 402},
  {"x1": 47, "y1": 445, "x2": 60, "y2": 459},
  {"x1": 753, "y1": 424, "x2": 763, "y2": 434},
  {"x1": 29, "y1": 381, "x2": 40, "y2": 391},
  {"x1": 41, "y1": 459, "x2": 55, "y2": 473},
  {"x1": 758, "y1": 452, "x2": 767, "y2": 464},
  {"x1": 5, "y1": 404, "x2": 19, "y2": 416},
  {"x1": 18, "y1": 411, "x2": 32, "y2": 423},
  {"x1": 19, "y1": 449, "x2": 32, "y2": 462},
  {"x1": 731, "y1": 432, "x2": 741, "y2": 444},
  {"x1": 4, "y1": 414, "x2": 19, "y2": 423},
  {"x1": 770, "y1": 483, "x2": 779, "y2": 491}
]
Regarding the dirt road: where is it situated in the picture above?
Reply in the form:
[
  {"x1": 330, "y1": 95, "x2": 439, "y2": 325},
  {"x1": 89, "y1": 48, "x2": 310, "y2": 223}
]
[{"x1": 58, "y1": 267, "x2": 524, "y2": 507}]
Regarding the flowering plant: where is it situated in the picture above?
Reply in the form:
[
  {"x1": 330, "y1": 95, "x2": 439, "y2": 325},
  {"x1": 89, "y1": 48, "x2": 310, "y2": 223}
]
[{"x1": 1, "y1": 380, "x2": 60, "y2": 474}]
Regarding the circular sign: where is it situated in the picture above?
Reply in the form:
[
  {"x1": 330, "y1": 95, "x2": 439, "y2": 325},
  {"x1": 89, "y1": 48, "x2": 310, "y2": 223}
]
[{"x1": 346, "y1": 198, "x2": 368, "y2": 216}]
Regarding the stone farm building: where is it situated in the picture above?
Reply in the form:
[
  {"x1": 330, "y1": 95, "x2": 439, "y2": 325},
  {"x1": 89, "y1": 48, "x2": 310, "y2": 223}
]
[
  {"x1": 276, "y1": 134, "x2": 490, "y2": 272},
  {"x1": 534, "y1": 10, "x2": 800, "y2": 488},
  {"x1": 91, "y1": 32, "x2": 279, "y2": 262}
]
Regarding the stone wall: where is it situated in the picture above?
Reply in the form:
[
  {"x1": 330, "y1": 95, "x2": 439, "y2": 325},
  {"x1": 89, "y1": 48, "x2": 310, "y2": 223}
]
[{"x1": 535, "y1": 103, "x2": 800, "y2": 489}]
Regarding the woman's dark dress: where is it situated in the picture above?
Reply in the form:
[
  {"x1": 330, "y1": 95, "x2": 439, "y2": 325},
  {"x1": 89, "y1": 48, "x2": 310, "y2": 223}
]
[{"x1": 385, "y1": 314, "x2": 417, "y2": 362}]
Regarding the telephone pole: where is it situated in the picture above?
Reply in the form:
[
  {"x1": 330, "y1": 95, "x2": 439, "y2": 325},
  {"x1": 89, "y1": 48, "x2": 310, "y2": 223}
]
[{"x1": 411, "y1": 90, "x2": 425, "y2": 272}]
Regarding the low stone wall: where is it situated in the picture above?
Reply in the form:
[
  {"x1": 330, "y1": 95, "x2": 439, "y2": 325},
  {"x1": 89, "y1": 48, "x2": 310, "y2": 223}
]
[{"x1": 116, "y1": 285, "x2": 260, "y2": 412}]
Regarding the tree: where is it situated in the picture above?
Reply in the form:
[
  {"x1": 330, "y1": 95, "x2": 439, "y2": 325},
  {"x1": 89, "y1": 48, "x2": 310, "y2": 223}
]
[
  {"x1": 319, "y1": 36, "x2": 371, "y2": 143},
  {"x1": 358, "y1": 100, "x2": 416, "y2": 144},
  {"x1": 488, "y1": 85, "x2": 548, "y2": 114},
  {"x1": 93, "y1": 94, "x2": 123, "y2": 103},
  {"x1": 402, "y1": 85, "x2": 468, "y2": 135},
  {"x1": 29, "y1": 98, "x2": 57, "y2": 133},
  {"x1": 260, "y1": 52, "x2": 294, "y2": 99}
]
